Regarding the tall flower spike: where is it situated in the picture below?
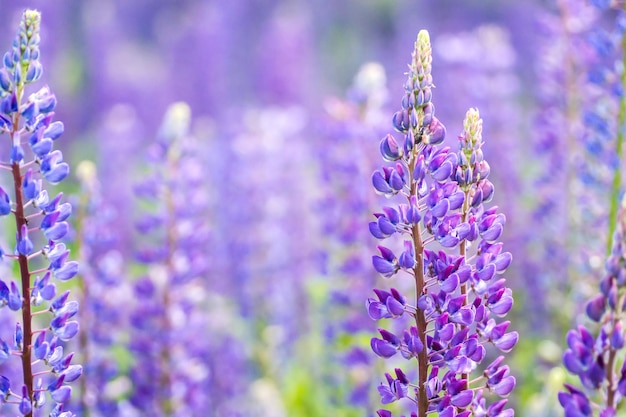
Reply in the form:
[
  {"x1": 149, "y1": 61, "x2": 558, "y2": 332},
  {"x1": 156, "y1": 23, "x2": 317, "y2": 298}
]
[
  {"x1": 314, "y1": 62, "x2": 390, "y2": 410},
  {"x1": 128, "y1": 102, "x2": 215, "y2": 415},
  {"x1": 367, "y1": 31, "x2": 516, "y2": 417},
  {"x1": 72, "y1": 160, "x2": 126, "y2": 416},
  {"x1": 0, "y1": 10, "x2": 79, "y2": 416},
  {"x1": 560, "y1": 197, "x2": 626, "y2": 416}
]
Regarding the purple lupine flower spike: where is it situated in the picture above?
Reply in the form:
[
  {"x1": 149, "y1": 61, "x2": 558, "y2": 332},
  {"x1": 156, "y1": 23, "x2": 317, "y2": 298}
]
[
  {"x1": 129, "y1": 102, "x2": 216, "y2": 415},
  {"x1": 72, "y1": 160, "x2": 127, "y2": 415},
  {"x1": 367, "y1": 30, "x2": 516, "y2": 417},
  {"x1": 0, "y1": 10, "x2": 79, "y2": 416},
  {"x1": 560, "y1": 197, "x2": 626, "y2": 415}
]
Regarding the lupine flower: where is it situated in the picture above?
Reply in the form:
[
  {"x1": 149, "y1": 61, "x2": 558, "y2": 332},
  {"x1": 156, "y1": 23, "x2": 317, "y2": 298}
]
[
  {"x1": 70, "y1": 160, "x2": 129, "y2": 416},
  {"x1": 367, "y1": 30, "x2": 516, "y2": 417},
  {"x1": 128, "y1": 102, "x2": 218, "y2": 416},
  {"x1": 310, "y1": 62, "x2": 390, "y2": 410},
  {"x1": 559, "y1": 197, "x2": 626, "y2": 416},
  {"x1": 528, "y1": 0, "x2": 626, "y2": 332},
  {"x1": 0, "y1": 10, "x2": 80, "y2": 416}
]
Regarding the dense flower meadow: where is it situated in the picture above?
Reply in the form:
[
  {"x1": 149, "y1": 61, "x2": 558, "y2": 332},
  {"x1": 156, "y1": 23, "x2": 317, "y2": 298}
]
[{"x1": 0, "y1": 1, "x2": 625, "y2": 416}]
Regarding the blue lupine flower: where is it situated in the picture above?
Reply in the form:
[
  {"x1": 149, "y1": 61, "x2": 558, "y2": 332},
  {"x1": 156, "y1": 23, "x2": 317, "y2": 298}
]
[
  {"x1": 367, "y1": 30, "x2": 516, "y2": 417},
  {"x1": 128, "y1": 102, "x2": 217, "y2": 416},
  {"x1": 560, "y1": 198, "x2": 626, "y2": 414},
  {"x1": 0, "y1": 10, "x2": 80, "y2": 416},
  {"x1": 70, "y1": 160, "x2": 128, "y2": 415}
]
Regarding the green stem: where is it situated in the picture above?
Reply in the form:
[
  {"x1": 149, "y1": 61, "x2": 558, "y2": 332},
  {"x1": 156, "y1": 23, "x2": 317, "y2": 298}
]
[
  {"x1": 607, "y1": 12, "x2": 626, "y2": 254},
  {"x1": 11, "y1": 80, "x2": 34, "y2": 417}
]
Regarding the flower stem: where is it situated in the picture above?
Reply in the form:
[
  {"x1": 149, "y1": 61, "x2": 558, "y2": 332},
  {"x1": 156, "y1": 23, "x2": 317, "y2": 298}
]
[
  {"x1": 12, "y1": 159, "x2": 33, "y2": 417},
  {"x1": 410, "y1": 151, "x2": 428, "y2": 417},
  {"x1": 607, "y1": 9, "x2": 626, "y2": 254}
]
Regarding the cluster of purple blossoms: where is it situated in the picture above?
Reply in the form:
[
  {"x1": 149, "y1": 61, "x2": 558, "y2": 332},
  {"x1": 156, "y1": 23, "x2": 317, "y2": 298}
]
[
  {"x1": 314, "y1": 62, "x2": 389, "y2": 409},
  {"x1": 529, "y1": 1, "x2": 626, "y2": 328},
  {"x1": 368, "y1": 30, "x2": 517, "y2": 417},
  {"x1": 0, "y1": 10, "x2": 80, "y2": 417},
  {"x1": 73, "y1": 160, "x2": 126, "y2": 416},
  {"x1": 128, "y1": 102, "x2": 215, "y2": 416},
  {"x1": 559, "y1": 199, "x2": 626, "y2": 417}
]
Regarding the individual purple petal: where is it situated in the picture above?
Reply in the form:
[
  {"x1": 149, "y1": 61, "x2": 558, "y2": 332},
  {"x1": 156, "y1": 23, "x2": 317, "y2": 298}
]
[
  {"x1": 386, "y1": 296, "x2": 405, "y2": 317},
  {"x1": 0, "y1": 339, "x2": 9, "y2": 364},
  {"x1": 53, "y1": 261, "x2": 79, "y2": 281},
  {"x1": 8, "y1": 281, "x2": 22, "y2": 311},
  {"x1": 369, "y1": 221, "x2": 386, "y2": 239},
  {"x1": 398, "y1": 241, "x2": 415, "y2": 269},
  {"x1": 431, "y1": 199, "x2": 450, "y2": 218},
  {"x1": 611, "y1": 321, "x2": 624, "y2": 349},
  {"x1": 380, "y1": 134, "x2": 403, "y2": 161},
  {"x1": 0, "y1": 186, "x2": 11, "y2": 216},
  {"x1": 61, "y1": 365, "x2": 82, "y2": 383},
  {"x1": 372, "y1": 171, "x2": 393, "y2": 194},
  {"x1": 34, "y1": 331, "x2": 49, "y2": 360},
  {"x1": 585, "y1": 294, "x2": 606, "y2": 322},
  {"x1": 378, "y1": 216, "x2": 396, "y2": 236},
  {"x1": 477, "y1": 263, "x2": 496, "y2": 281},
  {"x1": 431, "y1": 160, "x2": 453, "y2": 182},
  {"x1": 50, "y1": 385, "x2": 72, "y2": 404},
  {"x1": 451, "y1": 389, "x2": 473, "y2": 407},
  {"x1": 493, "y1": 252, "x2": 512, "y2": 272},
  {"x1": 494, "y1": 331, "x2": 518, "y2": 352},
  {"x1": 19, "y1": 385, "x2": 32, "y2": 415},
  {"x1": 493, "y1": 375, "x2": 516, "y2": 397},
  {"x1": 17, "y1": 224, "x2": 33, "y2": 255},
  {"x1": 53, "y1": 321, "x2": 79, "y2": 341},
  {"x1": 0, "y1": 376, "x2": 9, "y2": 397},
  {"x1": 367, "y1": 299, "x2": 390, "y2": 320}
]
